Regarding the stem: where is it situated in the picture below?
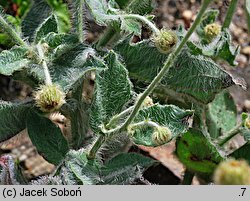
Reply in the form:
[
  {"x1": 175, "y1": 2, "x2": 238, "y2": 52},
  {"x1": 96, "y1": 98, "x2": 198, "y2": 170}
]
[
  {"x1": 106, "y1": 106, "x2": 135, "y2": 129},
  {"x1": 96, "y1": 26, "x2": 116, "y2": 49},
  {"x1": 218, "y1": 123, "x2": 242, "y2": 146},
  {"x1": 182, "y1": 170, "x2": 194, "y2": 185},
  {"x1": 87, "y1": 135, "x2": 105, "y2": 159},
  {"x1": 119, "y1": 0, "x2": 213, "y2": 132},
  {"x1": 76, "y1": 0, "x2": 84, "y2": 42},
  {"x1": 96, "y1": 14, "x2": 160, "y2": 49},
  {"x1": 222, "y1": 0, "x2": 239, "y2": 30},
  {"x1": 0, "y1": 16, "x2": 27, "y2": 47},
  {"x1": 122, "y1": 14, "x2": 160, "y2": 34},
  {"x1": 37, "y1": 43, "x2": 52, "y2": 85}
]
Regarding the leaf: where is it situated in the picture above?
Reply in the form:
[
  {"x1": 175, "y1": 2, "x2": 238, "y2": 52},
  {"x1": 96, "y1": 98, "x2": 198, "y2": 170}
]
[
  {"x1": 22, "y1": 0, "x2": 52, "y2": 41},
  {"x1": 239, "y1": 127, "x2": 250, "y2": 142},
  {"x1": 115, "y1": 0, "x2": 154, "y2": 15},
  {"x1": 100, "y1": 153, "x2": 156, "y2": 184},
  {"x1": 196, "y1": 9, "x2": 219, "y2": 39},
  {"x1": 12, "y1": 63, "x2": 45, "y2": 88},
  {"x1": 188, "y1": 30, "x2": 240, "y2": 66},
  {"x1": 176, "y1": 128, "x2": 224, "y2": 174},
  {"x1": 41, "y1": 32, "x2": 79, "y2": 48},
  {"x1": 34, "y1": 14, "x2": 58, "y2": 43},
  {"x1": 230, "y1": 142, "x2": 250, "y2": 164},
  {"x1": 120, "y1": 18, "x2": 142, "y2": 36},
  {"x1": 60, "y1": 99, "x2": 89, "y2": 149},
  {"x1": 0, "y1": 47, "x2": 29, "y2": 76},
  {"x1": 0, "y1": 101, "x2": 31, "y2": 143},
  {"x1": 84, "y1": 0, "x2": 119, "y2": 26},
  {"x1": 131, "y1": 104, "x2": 193, "y2": 147},
  {"x1": 206, "y1": 90, "x2": 237, "y2": 139},
  {"x1": 60, "y1": 150, "x2": 101, "y2": 185},
  {"x1": 89, "y1": 51, "x2": 133, "y2": 134},
  {"x1": 115, "y1": 37, "x2": 237, "y2": 103},
  {"x1": 50, "y1": 44, "x2": 106, "y2": 93},
  {"x1": 26, "y1": 110, "x2": 69, "y2": 165}
]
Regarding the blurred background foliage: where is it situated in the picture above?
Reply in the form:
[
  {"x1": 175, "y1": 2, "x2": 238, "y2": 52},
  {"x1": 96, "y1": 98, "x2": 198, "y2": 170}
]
[{"x1": 0, "y1": 0, "x2": 70, "y2": 48}]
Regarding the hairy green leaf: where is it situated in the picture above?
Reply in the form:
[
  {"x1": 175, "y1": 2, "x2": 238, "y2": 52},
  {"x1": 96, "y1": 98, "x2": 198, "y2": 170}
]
[
  {"x1": 41, "y1": 32, "x2": 79, "y2": 48},
  {"x1": 239, "y1": 127, "x2": 250, "y2": 142},
  {"x1": 61, "y1": 99, "x2": 89, "y2": 149},
  {"x1": 84, "y1": 0, "x2": 119, "y2": 26},
  {"x1": 120, "y1": 18, "x2": 142, "y2": 36},
  {"x1": 0, "y1": 47, "x2": 29, "y2": 76},
  {"x1": 0, "y1": 101, "x2": 31, "y2": 143},
  {"x1": 188, "y1": 30, "x2": 239, "y2": 66},
  {"x1": 26, "y1": 111, "x2": 69, "y2": 165},
  {"x1": 34, "y1": 14, "x2": 58, "y2": 43},
  {"x1": 100, "y1": 153, "x2": 156, "y2": 184},
  {"x1": 176, "y1": 128, "x2": 224, "y2": 174},
  {"x1": 50, "y1": 44, "x2": 106, "y2": 93},
  {"x1": 115, "y1": 38, "x2": 237, "y2": 103},
  {"x1": 115, "y1": 0, "x2": 154, "y2": 15},
  {"x1": 22, "y1": 0, "x2": 52, "y2": 41},
  {"x1": 131, "y1": 104, "x2": 193, "y2": 147},
  {"x1": 12, "y1": 63, "x2": 45, "y2": 88},
  {"x1": 60, "y1": 150, "x2": 101, "y2": 185},
  {"x1": 89, "y1": 51, "x2": 133, "y2": 134},
  {"x1": 230, "y1": 142, "x2": 250, "y2": 164},
  {"x1": 206, "y1": 90, "x2": 237, "y2": 139}
]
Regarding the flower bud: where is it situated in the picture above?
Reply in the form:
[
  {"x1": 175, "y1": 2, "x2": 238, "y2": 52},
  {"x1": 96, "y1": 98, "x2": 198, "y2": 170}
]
[
  {"x1": 152, "y1": 29, "x2": 178, "y2": 54},
  {"x1": 152, "y1": 126, "x2": 172, "y2": 146},
  {"x1": 34, "y1": 84, "x2": 66, "y2": 113},
  {"x1": 245, "y1": 118, "x2": 250, "y2": 129},
  {"x1": 213, "y1": 159, "x2": 250, "y2": 185},
  {"x1": 137, "y1": 94, "x2": 154, "y2": 108},
  {"x1": 204, "y1": 23, "x2": 221, "y2": 41}
]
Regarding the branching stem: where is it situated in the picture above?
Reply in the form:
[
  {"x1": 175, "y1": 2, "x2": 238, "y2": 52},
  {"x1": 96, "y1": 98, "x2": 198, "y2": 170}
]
[
  {"x1": 76, "y1": 0, "x2": 84, "y2": 42},
  {"x1": 122, "y1": 14, "x2": 160, "y2": 34},
  {"x1": 218, "y1": 123, "x2": 243, "y2": 146},
  {"x1": 37, "y1": 43, "x2": 52, "y2": 85},
  {"x1": 109, "y1": 0, "x2": 213, "y2": 134},
  {"x1": 88, "y1": 0, "x2": 213, "y2": 157}
]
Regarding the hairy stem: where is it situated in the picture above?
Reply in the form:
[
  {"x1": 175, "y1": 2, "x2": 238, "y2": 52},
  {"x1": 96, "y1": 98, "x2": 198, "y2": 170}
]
[
  {"x1": 76, "y1": 0, "x2": 84, "y2": 42},
  {"x1": 88, "y1": 0, "x2": 213, "y2": 157},
  {"x1": 0, "y1": 16, "x2": 27, "y2": 47},
  {"x1": 87, "y1": 135, "x2": 105, "y2": 159},
  {"x1": 118, "y1": 0, "x2": 213, "y2": 132},
  {"x1": 96, "y1": 26, "x2": 117, "y2": 49},
  {"x1": 96, "y1": 14, "x2": 160, "y2": 49},
  {"x1": 122, "y1": 14, "x2": 160, "y2": 34},
  {"x1": 222, "y1": 0, "x2": 239, "y2": 30},
  {"x1": 182, "y1": 170, "x2": 194, "y2": 185},
  {"x1": 218, "y1": 123, "x2": 242, "y2": 146},
  {"x1": 37, "y1": 43, "x2": 52, "y2": 85},
  {"x1": 106, "y1": 106, "x2": 135, "y2": 129}
]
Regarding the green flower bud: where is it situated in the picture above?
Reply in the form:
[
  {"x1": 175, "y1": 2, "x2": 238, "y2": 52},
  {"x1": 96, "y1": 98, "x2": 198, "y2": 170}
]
[
  {"x1": 152, "y1": 29, "x2": 178, "y2": 54},
  {"x1": 152, "y1": 126, "x2": 172, "y2": 146},
  {"x1": 137, "y1": 94, "x2": 154, "y2": 108},
  {"x1": 204, "y1": 23, "x2": 221, "y2": 41},
  {"x1": 245, "y1": 118, "x2": 250, "y2": 129},
  {"x1": 34, "y1": 84, "x2": 66, "y2": 113},
  {"x1": 213, "y1": 159, "x2": 250, "y2": 185}
]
